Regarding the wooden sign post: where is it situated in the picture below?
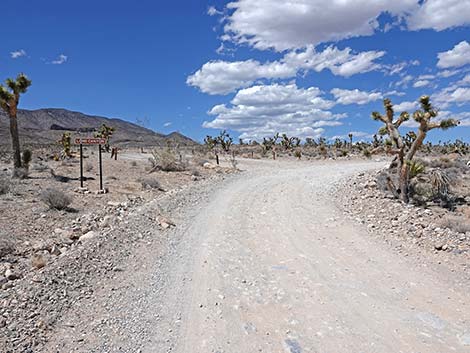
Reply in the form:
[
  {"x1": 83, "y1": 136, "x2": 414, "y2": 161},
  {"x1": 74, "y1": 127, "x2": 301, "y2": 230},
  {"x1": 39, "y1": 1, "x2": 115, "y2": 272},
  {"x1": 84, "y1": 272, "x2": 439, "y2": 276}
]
[{"x1": 74, "y1": 138, "x2": 107, "y2": 191}]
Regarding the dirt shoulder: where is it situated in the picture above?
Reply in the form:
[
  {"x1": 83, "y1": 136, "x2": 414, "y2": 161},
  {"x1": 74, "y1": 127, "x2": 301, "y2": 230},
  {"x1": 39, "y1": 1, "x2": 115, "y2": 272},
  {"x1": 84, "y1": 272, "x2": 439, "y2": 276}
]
[
  {"x1": 336, "y1": 166, "x2": 470, "y2": 281},
  {"x1": 0, "y1": 150, "x2": 235, "y2": 352}
]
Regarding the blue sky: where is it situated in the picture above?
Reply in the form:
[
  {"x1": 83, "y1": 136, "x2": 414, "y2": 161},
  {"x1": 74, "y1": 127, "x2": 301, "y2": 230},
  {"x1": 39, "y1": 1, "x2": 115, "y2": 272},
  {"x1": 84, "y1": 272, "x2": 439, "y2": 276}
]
[{"x1": 2, "y1": 0, "x2": 470, "y2": 142}]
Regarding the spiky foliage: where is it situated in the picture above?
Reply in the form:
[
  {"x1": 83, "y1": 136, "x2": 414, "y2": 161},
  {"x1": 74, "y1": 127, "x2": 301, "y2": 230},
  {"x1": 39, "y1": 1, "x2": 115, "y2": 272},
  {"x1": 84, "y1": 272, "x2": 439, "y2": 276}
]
[
  {"x1": 58, "y1": 132, "x2": 72, "y2": 158},
  {"x1": 430, "y1": 169, "x2": 450, "y2": 197},
  {"x1": 348, "y1": 132, "x2": 353, "y2": 148},
  {"x1": 407, "y1": 160, "x2": 425, "y2": 179},
  {"x1": 280, "y1": 134, "x2": 300, "y2": 150},
  {"x1": 304, "y1": 137, "x2": 317, "y2": 148},
  {"x1": 204, "y1": 135, "x2": 217, "y2": 150},
  {"x1": 22, "y1": 149, "x2": 32, "y2": 170},
  {"x1": 216, "y1": 130, "x2": 233, "y2": 152},
  {"x1": 0, "y1": 73, "x2": 32, "y2": 169},
  {"x1": 261, "y1": 133, "x2": 279, "y2": 152},
  {"x1": 95, "y1": 124, "x2": 115, "y2": 152}
]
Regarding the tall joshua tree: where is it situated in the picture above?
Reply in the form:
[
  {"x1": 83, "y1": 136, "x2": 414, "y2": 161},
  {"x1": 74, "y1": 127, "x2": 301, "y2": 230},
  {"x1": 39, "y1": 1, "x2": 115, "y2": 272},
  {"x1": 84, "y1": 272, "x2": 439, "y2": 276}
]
[
  {"x1": 372, "y1": 96, "x2": 458, "y2": 203},
  {"x1": 0, "y1": 73, "x2": 32, "y2": 169}
]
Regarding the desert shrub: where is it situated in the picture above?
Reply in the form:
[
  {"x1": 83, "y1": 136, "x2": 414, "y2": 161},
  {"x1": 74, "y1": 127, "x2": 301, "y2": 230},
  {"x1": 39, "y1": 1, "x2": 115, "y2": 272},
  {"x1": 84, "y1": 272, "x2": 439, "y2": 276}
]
[
  {"x1": 0, "y1": 176, "x2": 10, "y2": 195},
  {"x1": 40, "y1": 188, "x2": 72, "y2": 210},
  {"x1": 12, "y1": 167, "x2": 29, "y2": 179},
  {"x1": 193, "y1": 158, "x2": 209, "y2": 167},
  {"x1": 22, "y1": 149, "x2": 32, "y2": 169},
  {"x1": 191, "y1": 169, "x2": 201, "y2": 177},
  {"x1": 0, "y1": 236, "x2": 15, "y2": 257},
  {"x1": 32, "y1": 162, "x2": 49, "y2": 172},
  {"x1": 429, "y1": 157, "x2": 455, "y2": 169},
  {"x1": 294, "y1": 149, "x2": 302, "y2": 159},
  {"x1": 138, "y1": 177, "x2": 163, "y2": 190},
  {"x1": 376, "y1": 170, "x2": 398, "y2": 196},
  {"x1": 148, "y1": 149, "x2": 187, "y2": 172},
  {"x1": 31, "y1": 254, "x2": 46, "y2": 269},
  {"x1": 363, "y1": 149, "x2": 371, "y2": 158},
  {"x1": 85, "y1": 163, "x2": 93, "y2": 172},
  {"x1": 440, "y1": 216, "x2": 470, "y2": 234},
  {"x1": 340, "y1": 149, "x2": 348, "y2": 157},
  {"x1": 130, "y1": 160, "x2": 137, "y2": 167}
]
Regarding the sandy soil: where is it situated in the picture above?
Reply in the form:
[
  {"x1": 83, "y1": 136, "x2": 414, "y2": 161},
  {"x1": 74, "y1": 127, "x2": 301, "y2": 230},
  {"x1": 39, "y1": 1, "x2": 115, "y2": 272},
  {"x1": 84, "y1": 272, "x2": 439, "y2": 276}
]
[{"x1": 42, "y1": 158, "x2": 469, "y2": 353}]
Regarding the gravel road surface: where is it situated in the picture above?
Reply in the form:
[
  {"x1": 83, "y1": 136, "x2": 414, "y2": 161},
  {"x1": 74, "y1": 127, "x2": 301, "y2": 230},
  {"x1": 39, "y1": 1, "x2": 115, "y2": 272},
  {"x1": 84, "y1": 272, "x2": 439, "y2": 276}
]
[{"x1": 44, "y1": 159, "x2": 470, "y2": 353}]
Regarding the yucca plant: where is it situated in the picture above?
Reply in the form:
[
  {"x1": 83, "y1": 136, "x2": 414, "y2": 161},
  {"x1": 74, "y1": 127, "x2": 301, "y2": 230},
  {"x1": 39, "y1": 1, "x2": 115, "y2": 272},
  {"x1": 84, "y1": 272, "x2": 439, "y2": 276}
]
[
  {"x1": 0, "y1": 73, "x2": 32, "y2": 170},
  {"x1": 407, "y1": 160, "x2": 425, "y2": 179},
  {"x1": 58, "y1": 132, "x2": 72, "y2": 158}
]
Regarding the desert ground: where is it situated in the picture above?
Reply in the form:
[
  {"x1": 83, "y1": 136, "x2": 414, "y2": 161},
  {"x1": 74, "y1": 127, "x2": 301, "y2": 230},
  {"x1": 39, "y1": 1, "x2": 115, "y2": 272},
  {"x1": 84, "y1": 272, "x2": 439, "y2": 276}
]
[{"x1": 1, "y1": 152, "x2": 468, "y2": 352}]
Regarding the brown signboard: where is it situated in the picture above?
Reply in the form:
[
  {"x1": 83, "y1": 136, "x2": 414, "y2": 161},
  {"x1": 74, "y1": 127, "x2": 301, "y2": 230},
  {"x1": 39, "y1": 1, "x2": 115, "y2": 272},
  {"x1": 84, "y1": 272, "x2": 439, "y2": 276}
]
[{"x1": 74, "y1": 138, "x2": 106, "y2": 145}]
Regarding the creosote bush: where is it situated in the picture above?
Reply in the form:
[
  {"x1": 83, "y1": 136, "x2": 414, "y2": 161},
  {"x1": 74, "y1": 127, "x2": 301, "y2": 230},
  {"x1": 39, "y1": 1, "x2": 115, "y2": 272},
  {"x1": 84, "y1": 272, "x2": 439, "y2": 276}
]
[
  {"x1": 138, "y1": 177, "x2": 164, "y2": 191},
  {"x1": 148, "y1": 149, "x2": 187, "y2": 172},
  {"x1": 12, "y1": 167, "x2": 29, "y2": 179},
  {"x1": 40, "y1": 188, "x2": 72, "y2": 210},
  {"x1": 0, "y1": 176, "x2": 10, "y2": 195},
  {"x1": 0, "y1": 234, "x2": 15, "y2": 257},
  {"x1": 440, "y1": 216, "x2": 470, "y2": 234},
  {"x1": 22, "y1": 149, "x2": 32, "y2": 170}
]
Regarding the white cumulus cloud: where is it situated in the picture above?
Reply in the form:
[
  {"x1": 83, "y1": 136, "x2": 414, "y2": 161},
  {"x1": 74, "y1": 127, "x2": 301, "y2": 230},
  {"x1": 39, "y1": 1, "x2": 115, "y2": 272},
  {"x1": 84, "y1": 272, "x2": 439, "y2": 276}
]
[
  {"x1": 187, "y1": 46, "x2": 385, "y2": 95},
  {"x1": 218, "y1": 0, "x2": 470, "y2": 51},
  {"x1": 413, "y1": 80, "x2": 431, "y2": 88},
  {"x1": 407, "y1": 0, "x2": 470, "y2": 31},
  {"x1": 437, "y1": 41, "x2": 470, "y2": 69},
  {"x1": 394, "y1": 100, "x2": 418, "y2": 112},
  {"x1": 10, "y1": 49, "x2": 26, "y2": 59},
  {"x1": 435, "y1": 87, "x2": 470, "y2": 105},
  {"x1": 51, "y1": 54, "x2": 68, "y2": 65},
  {"x1": 203, "y1": 83, "x2": 343, "y2": 140},
  {"x1": 331, "y1": 88, "x2": 382, "y2": 105}
]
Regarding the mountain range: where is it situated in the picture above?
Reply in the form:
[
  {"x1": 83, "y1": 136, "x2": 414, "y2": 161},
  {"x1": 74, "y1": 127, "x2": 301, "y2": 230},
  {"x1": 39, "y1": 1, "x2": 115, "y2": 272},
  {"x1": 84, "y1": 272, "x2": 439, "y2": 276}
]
[{"x1": 0, "y1": 108, "x2": 196, "y2": 148}]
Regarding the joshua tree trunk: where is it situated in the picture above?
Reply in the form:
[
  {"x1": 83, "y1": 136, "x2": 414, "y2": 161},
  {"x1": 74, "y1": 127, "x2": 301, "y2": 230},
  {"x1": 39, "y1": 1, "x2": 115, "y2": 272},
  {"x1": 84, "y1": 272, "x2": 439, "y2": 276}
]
[
  {"x1": 9, "y1": 104, "x2": 22, "y2": 169},
  {"x1": 398, "y1": 124, "x2": 427, "y2": 202}
]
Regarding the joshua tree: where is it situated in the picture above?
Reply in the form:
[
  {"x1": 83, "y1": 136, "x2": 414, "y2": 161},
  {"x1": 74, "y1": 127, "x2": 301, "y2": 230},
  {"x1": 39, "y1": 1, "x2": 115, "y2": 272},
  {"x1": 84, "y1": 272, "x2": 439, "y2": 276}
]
[
  {"x1": 348, "y1": 133, "x2": 353, "y2": 149},
  {"x1": 95, "y1": 123, "x2": 115, "y2": 152},
  {"x1": 372, "y1": 96, "x2": 458, "y2": 202},
  {"x1": 216, "y1": 130, "x2": 233, "y2": 152},
  {"x1": 280, "y1": 134, "x2": 300, "y2": 150},
  {"x1": 58, "y1": 132, "x2": 72, "y2": 158},
  {"x1": 261, "y1": 133, "x2": 279, "y2": 158},
  {"x1": 304, "y1": 137, "x2": 317, "y2": 148},
  {"x1": 204, "y1": 135, "x2": 219, "y2": 164},
  {"x1": 0, "y1": 73, "x2": 32, "y2": 170}
]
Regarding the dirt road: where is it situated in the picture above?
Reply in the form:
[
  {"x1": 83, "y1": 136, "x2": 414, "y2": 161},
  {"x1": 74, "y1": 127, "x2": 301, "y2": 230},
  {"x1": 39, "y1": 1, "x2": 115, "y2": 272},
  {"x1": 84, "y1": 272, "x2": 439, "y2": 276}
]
[{"x1": 45, "y1": 159, "x2": 470, "y2": 353}]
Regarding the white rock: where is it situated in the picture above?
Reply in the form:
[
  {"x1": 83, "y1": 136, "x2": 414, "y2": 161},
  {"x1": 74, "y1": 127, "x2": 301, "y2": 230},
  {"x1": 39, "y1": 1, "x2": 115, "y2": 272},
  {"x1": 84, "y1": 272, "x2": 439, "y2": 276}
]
[{"x1": 80, "y1": 231, "x2": 98, "y2": 241}]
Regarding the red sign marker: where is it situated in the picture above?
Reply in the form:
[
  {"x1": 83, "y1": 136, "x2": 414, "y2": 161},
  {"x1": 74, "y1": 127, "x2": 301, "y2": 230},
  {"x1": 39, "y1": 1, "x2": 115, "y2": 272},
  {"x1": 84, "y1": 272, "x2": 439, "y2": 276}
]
[{"x1": 74, "y1": 138, "x2": 106, "y2": 145}]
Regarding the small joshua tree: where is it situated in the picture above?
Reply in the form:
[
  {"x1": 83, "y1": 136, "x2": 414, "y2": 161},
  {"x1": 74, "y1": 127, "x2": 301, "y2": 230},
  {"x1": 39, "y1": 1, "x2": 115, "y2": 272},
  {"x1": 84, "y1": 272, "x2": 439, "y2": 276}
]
[
  {"x1": 0, "y1": 73, "x2": 32, "y2": 170},
  {"x1": 280, "y1": 134, "x2": 300, "y2": 150},
  {"x1": 216, "y1": 130, "x2": 233, "y2": 153},
  {"x1": 204, "y1": 135, "x2": 219, "y2": 164},
  {"x1": 372, "y1": 96, "x2": 458, "y2": 203},
  {"x1": 95, "y1": 123, "x2": 115, "y2": 152},
  {"x1": 58, "y1": 132, "x2": 72, "y2": 158},
  {"x1": 348, "y1": 133, "x2": 353, "y2": 149},
  {"x1": 22, "y1": 149, "x2": 32, "y2": 172}
]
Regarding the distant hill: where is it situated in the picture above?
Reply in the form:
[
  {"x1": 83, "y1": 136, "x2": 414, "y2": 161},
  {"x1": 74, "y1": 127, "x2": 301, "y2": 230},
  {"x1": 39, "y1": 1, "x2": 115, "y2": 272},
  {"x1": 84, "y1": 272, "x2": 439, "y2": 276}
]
[{"x1": 0, "y1": 108, "x2": 197, "y2": 148}]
